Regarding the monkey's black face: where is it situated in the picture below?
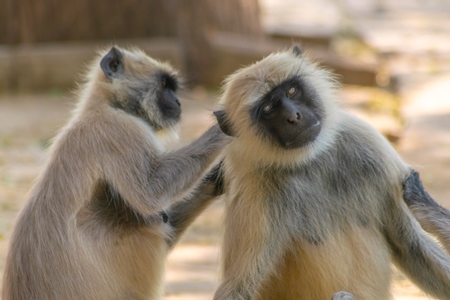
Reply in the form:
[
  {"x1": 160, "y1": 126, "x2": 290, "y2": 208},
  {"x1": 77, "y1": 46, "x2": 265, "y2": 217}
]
[
  {"x1": 251, "y1": 76, "x2": 323, "y2": 149},
  {"x1": 157, "y1": 73, "x2": 181, "y2": 122},
  {"x1": 100, "y1": 47, "x2": 182, "y2": 131}
]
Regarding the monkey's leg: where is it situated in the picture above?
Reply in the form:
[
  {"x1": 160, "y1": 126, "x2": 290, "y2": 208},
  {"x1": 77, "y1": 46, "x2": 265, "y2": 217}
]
[
  {"x1": 331, "y1": 292, "x2": 355, "y2": 300},
  {"x1": 403, "y1": 170, "x2": 450, "y2": 253},
  {"x1": 166, "y1": 163, "x2": 224, "y2": 248}
]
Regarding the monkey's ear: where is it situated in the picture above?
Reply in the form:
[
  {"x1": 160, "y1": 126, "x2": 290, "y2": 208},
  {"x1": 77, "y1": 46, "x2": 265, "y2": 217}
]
[
  {"x1": 292, "y1": 45, "x2": 302, "y2": 57},
  {"x1": 213, "y1": 110, "x2": 235, "y2": 137},
  {"x1": 100, "y1": 47, "x2": 124, "y2": 79}
]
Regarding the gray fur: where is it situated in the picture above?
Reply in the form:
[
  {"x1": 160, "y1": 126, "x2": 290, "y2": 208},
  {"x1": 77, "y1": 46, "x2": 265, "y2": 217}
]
[{"x1": 2, "y1": 47, "x2": 227, "y2": 300}]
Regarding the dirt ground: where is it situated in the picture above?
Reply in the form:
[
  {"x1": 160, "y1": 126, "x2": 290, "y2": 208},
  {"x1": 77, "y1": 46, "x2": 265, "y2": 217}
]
[{"x1": 0, "y1": 74, "x2": 449, "y2": 299}]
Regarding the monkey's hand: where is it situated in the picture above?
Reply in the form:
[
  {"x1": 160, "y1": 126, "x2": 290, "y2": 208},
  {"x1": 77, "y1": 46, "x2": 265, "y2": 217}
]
[
  {"x1": 403, "y1": 170, "x2": 439, "y2": 208},
  {"x1": 331, "y1": 292, "x2": 355, "y2": 300},
  {"x1": 197, "y1": 124, "x2": 231, "y2": 151}
]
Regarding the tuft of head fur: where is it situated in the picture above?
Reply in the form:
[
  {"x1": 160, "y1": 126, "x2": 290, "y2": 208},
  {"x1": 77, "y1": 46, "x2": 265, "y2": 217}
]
[{"x1": 217, "y1": 47, "x2": 342, "y2": 167}]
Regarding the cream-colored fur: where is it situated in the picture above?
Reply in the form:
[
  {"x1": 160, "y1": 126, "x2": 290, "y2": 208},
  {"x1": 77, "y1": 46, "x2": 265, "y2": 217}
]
[{"x1": 214, "y1": 48, "x2": 450, "y2": 300}]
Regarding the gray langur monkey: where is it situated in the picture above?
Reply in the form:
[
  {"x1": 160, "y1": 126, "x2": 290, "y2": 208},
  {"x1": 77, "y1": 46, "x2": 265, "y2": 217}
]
[
  {"x1": 2, "y1": 46, "x2": 228, "y2": 300},
  {"x1": 212, "y1": 46, "x2": 450, "y2": 300},
  {"x1": 403, "y1": 170, "x2": 450, "y2": 254}
]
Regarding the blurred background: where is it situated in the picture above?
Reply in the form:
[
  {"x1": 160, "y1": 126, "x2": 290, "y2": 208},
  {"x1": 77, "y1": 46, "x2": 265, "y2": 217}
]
[{"x1": 0, "y1": 0, "x2": 449, "y2": 299}]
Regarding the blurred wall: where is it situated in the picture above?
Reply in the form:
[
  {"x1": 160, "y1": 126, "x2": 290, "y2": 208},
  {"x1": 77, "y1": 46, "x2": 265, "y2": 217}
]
[{"x1": 0, "y1": 0, "x2": 177, "y2": 45}]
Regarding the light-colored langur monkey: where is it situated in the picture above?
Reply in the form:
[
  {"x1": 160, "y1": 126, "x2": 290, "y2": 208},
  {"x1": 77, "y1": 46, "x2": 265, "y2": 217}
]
[
  {"x1": 212, "y1": 45, "x2": 450, "y2": 300},
  {"x1": 2, "y1": 46, "x2": 228, "y2": 300}
]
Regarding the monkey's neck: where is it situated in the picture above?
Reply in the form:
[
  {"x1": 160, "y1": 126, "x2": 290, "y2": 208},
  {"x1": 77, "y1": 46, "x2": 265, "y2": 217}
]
[
  {"x1": 154, "y1": 127, "x2": 180, "y2": 150},
  {"x1": 226, "y1": 131, "x2": 337, "y2": 170}
]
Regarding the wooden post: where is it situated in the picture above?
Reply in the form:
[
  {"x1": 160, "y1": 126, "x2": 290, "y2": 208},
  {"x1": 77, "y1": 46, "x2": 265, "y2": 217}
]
[{"x1": 174, "y1": 0, "x2": 262, "y2": 86}]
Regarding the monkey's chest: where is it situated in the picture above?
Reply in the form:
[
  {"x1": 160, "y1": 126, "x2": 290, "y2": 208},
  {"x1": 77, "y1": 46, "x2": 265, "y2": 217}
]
[
  {"x1": 264, "y1": 173, "x2": 381, "y2": 236},
  {"x1": 259, "y1": 226, "x2": 392, "y2": 300}
]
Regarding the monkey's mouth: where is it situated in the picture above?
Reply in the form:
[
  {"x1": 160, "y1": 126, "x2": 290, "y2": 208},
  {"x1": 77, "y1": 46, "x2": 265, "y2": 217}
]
[
  {"x1": 283, "y1": 121, "x2": 321, "y2": 148},
  {"x1": 308, "y1": 121, "x2": 321, "y2": 129}
]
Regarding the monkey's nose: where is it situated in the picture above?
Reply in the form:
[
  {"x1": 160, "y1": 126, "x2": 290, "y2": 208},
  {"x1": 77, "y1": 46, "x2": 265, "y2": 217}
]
[{"x1": 287, "y1": 112, "x2": 301, "y2": 124}]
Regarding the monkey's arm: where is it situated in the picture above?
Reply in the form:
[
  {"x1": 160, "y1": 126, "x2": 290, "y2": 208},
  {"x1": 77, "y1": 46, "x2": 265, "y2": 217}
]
[
  {"x1": 403, "y1": 170, "x2": 450, "y2": 252},
  {"x1": 384, "y1": 198, "x2": 450, "y2": 298},
  {"x1": 146, "y1": 125, "x2": 227, "y2": 204},
  {"x1": 166, "y1": 162, "x2": 224, "y2": 248},
  {"x1": 105, "y1": 125, "x2": 228, "y2": 216}
]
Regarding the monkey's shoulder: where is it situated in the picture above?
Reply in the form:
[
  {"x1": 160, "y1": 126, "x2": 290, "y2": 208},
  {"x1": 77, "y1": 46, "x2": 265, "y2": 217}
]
[
  {"x1": 332, "y1": 115, "x2": 407, "y2": 176},
  {"x1": 54, "y1": 110, "x2": 161, "y2": 160}
]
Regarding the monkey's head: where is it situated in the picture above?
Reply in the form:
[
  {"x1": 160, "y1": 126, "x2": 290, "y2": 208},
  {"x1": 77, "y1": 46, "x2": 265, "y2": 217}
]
[
  {"x1": 215, "y1": 46, "x2": 341, "y2": 164},
  {"x1": 96, "y1": 46, "x2": 181, "y2": 133}
]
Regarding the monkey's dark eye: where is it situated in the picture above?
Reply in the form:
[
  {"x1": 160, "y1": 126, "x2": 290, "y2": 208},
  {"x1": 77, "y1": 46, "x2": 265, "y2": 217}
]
[
  {"x1": 287, "y1": 87, "x2": 296, "y2": 97},
  {"x1": 159, "y1": 73, "x2": 178, "y2": 91},
  {"x1": 263, "y1": 104, "x2": 273, "y2": 113}
]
